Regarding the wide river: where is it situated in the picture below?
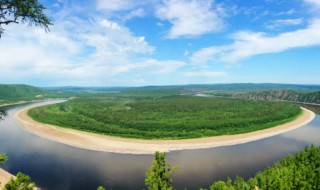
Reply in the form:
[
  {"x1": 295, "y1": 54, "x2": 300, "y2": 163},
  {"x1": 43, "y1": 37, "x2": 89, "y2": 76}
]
[{"x1": 0, "y1": 101, "x2": 320, "y2": 190}]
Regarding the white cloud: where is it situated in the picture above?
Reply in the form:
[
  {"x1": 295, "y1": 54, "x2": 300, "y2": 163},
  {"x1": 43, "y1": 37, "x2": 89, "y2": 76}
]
[
  {"x1": 276, "y1": 9, "x2": 296, "y2": 16},
  {"x1": 0, "y1": 15, "x2": 181, "y2": 86},
  {"x1": 185, "y1": 71, "x2": 227, "y2": 77},
  {"x1": 304, "y1": 0, "x2": 320, "y2": 9},
  {"x1": 99, "y1": 19, "x2": 121, "y2": 30},
  {"x1": 190, "y1": 19, "x2": 320, "y2": 64},
  {"x1": 96, "y1": 0, "x2": 135, "y2": 11},
  {"x1": 123, "y1": 8, "x2": 146, "y2": 21},
  {"x1": 136, "y1": 59, "x2": 186, "y2": 74},
  {"x1": 0, "y1": 6, "x2": 190, "y2": 86},
  {"x1": 265, "y1": 19, "x2": 303, "y2": 30},
  {"x1": 155, "y1": 0, "x2": 225, "y2": 39},
  {"x1": 133, "y1": 78, "x2": 146, "y2": 84}
]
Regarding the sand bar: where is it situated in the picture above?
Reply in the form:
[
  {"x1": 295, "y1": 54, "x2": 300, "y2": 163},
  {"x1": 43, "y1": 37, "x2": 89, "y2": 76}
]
[
  {"x1": 14, "y1": 103, "x2": 316, "y2": 154},
  {"x1": 0, "y1": 168, "x2": 14, "y2": 188}
]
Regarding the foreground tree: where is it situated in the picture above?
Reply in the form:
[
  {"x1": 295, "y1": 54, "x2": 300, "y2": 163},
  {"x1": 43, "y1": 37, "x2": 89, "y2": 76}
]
[
  {"x1": 0, "y1": 111, "x2": 7, "y2": 178},
  {"x1": 0, "y1": 153, "x2": 7, "y2": 165},
  {"x1": 4, "y1": 172, "x2": 36, "y2": 190},
  {"x1": 97, "y1": 186, "x2": 106, "y2": 190},
  {"x1": 0, "y1": 110, "x2": 7, "y2": 120},
  {"x1": 145, "y1": 151, "x2": 177, "y2": 190},
  {"x1": 208, "y1": 145, "x2": 320, "y2": 190},
  {"x1": 0, "y1": 0, "x2": 52, "y2": 37}
]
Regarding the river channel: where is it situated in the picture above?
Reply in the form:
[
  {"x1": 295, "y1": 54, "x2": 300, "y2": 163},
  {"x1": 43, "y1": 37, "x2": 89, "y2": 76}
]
[{"x1": 0, "y1": 101, "x2": 319, "y2": 190}]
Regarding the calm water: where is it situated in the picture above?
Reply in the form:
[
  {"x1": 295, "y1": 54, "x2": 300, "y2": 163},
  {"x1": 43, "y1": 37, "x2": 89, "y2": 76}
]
[{"x1": 0, "y1": 101, "x2": 320, "y2": 190}]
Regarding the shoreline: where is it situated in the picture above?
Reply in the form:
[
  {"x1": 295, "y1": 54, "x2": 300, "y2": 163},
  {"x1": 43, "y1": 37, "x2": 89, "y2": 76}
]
[
  {"x1": 0, "y1": 168, "x2": 14, "y2": 188},
  {"x1": 14, "y1": 104, "x2": 316, "y2": 154},
  {"x1": 0, "y1": 98, "x2": 68, "y2": 108},
  {"x1": 0, "y1": 100, "x2": 41, "y2": 107}
]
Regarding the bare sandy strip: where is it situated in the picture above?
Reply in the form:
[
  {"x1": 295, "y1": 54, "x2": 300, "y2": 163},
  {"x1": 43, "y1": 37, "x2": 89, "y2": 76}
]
[
  {"x1": 14, "y1": 103, "x2": 316, "y2": 154},
  {"x1": 0, "y1": 168, "x2": 14, "y2": 188}
]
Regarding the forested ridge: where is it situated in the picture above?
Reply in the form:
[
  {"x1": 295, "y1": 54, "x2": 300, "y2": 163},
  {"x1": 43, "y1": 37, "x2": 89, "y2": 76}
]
[
  {"x1": 2, "y1": 83, "x2": 320, "y2": 105},
  {"x1": 231, "y1": 90, "x2": 320, "y2": 104},
  {"x1": 0, "y1": 84, "x2": 46, "y2": 103},
  {"x1": 0, "y1": 84, "x2": 79, "y2": 104},
  {"x1": 28, "y1": 96, "x2": 301, "y2": 139}
]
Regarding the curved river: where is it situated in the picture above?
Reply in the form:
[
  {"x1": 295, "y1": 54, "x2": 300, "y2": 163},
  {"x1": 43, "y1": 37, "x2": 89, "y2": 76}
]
[{"x1": 1, "y1": 101, "x2": 320, "y2": 190}]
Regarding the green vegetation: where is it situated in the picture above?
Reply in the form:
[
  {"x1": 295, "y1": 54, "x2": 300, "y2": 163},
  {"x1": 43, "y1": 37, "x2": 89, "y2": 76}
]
[
  {"x1": 0, "y1": 153, "x2": 7, "y2": 165},
  {"x1": 117, "y1": 88, "x2": 182, "y2": 98},
  {"x1": 143, "y1": 145, "x2": 320, "y2": 190},
  {"x1": 0, "y1": 153, "x2": 35, "y2": 190},
  {"x1": 97, "y1": 186, "x2": 106, "y2": 190},
  {"x1": 0, "y1": 0, "x2": 52, "y2": 37},
  {"x1": 101, "y1": 145, "x2": 319, "y2": 190},
  {"x1": 0, "y1": 84, "x2": 80, "y2": 105},
  {"x1": 0, "y1": 110, "x2": 7, "y2": 120},
  {"x1": 145, "y1": 151, "x2": 177, "y2": 190},
  {"x1": 4, "y1": 172, "x2": 36, "y2": 190},
  {"x1": 29, "y1": 96, "x2": 301, "y2": 139},
  {"x1": 0, "y1": 84, "x2": 46, "y2": 103},
  {"x1": 1, "y1": 83, "x2": 320, "y2": 106},
  {"x1": 233, "y1": 90, "x2": 320, "y2": 104},
  {"x1": 207, "y1": 145, "x2": 320, "y2": 190}
]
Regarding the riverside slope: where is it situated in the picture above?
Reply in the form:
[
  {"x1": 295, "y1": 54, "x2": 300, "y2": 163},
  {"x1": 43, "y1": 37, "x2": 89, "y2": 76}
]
[{"x1": 14, "y1": 103, "x2": 316, "y2": 154}]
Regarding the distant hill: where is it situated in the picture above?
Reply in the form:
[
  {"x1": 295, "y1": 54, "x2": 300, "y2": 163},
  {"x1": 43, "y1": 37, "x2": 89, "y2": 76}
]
[
  {"x1": 0, "y1": 84, "x2": 78, "y2": 104},
  {"x1": 42, "y1": 83, "x2": 320, "y2": 92},
  {"x1": 232, "y1": 90, "x2": 320, "y2": 104},
  {"x1": 2, "y1": 83, "x2": 320, "y2": 105},
  {"x1": 0, "y1": 84, "x2": 46, "y2": 103}
]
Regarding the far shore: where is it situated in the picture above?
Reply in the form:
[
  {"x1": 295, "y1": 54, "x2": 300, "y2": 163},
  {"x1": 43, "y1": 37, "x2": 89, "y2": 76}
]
[
  {"x1": 14, "y1": 103, "x2": 316, "y2": 154},
  {"x1": 0, "y1": 100, "x2": 41, "y2": 107},
  {"x1": 0, "y1": 98, "x2": 70, "y2": 108}
]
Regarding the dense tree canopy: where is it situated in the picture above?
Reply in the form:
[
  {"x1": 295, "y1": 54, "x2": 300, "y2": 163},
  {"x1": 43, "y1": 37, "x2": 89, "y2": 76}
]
[
  {"x1": 145, "y1": 151, "x2": 177, "y2": 190},
  {"x1": 0, "y1": 0, "x2": 52, "y2": 37},
  {"x1": 0, "y1": 110, "x2": 7, "y2": 120},
  {"x1": 29, "y1": 96, "x2": 302, "y2": 139},
  {"x1": 0, "y1": 153, "x2": 7, "y2": 165}
]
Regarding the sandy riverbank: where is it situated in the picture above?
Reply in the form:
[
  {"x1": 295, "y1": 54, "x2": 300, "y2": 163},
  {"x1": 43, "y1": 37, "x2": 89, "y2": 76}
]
[
  {"x1": 0, "y1": 168, "x2": 14, "y2": 188},
  {"x1": 14, "y1": 104, "x2": 316, "y2": 154}
]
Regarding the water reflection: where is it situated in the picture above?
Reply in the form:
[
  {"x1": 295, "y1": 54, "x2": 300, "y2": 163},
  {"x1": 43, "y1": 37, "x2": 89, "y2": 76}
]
[{"x1": 0, "y1": 102, "x2": 319, "y2": 190}]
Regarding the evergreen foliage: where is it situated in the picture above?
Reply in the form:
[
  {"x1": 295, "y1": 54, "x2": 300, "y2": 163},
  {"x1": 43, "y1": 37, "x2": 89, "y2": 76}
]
[
  {"x1": 4, "y1": 172, "x2": 35, "y2": 190},
  {"x1": 0, "y1": 84, "x2": 46, "y2": 103},
  {"x1": 28, "y1": 96, "x2": 301, "y2": 139},
  {"x1": 97, "y1": 186, "x2": 106, "y2": 190},
  {"x1": 145, "y1": 152, "x2": 176, "y2": 190},
  {"x1": 0, "y1": 109, "x2": 7, "y2": 120},
  {"x1": 0, "y1": 84, "x2": 80, "y2": 104},
  {"x1": 0, "y1": 0, "x2": 52, "y2": 37},
  {"x1": 0, "y1": 153, "x2": 7, "y2": 165}
]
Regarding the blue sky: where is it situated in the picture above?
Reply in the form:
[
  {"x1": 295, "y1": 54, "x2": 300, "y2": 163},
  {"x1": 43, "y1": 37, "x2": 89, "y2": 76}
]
[{"x1": 0, "y1": 0, "x2": 320, "y2": 86}]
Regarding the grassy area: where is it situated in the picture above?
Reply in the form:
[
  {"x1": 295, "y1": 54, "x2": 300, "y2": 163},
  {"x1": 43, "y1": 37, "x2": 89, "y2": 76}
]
[{"x1": 28, "y1": 96, "x2": 301, "y2": 139}]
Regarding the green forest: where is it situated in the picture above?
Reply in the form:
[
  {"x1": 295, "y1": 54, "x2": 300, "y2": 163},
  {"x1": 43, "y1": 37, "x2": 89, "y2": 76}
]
[
  {"x1": 28, "y1": 96, "x2": 301, "y2": 139},
  {"x1": 0, "y1": 84, "x2": 78, "y2": 104},
  {"x1": 0, "y1": 84, "x2": 46, "y2": 104}
]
